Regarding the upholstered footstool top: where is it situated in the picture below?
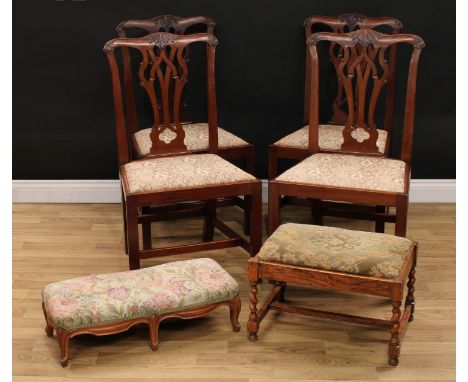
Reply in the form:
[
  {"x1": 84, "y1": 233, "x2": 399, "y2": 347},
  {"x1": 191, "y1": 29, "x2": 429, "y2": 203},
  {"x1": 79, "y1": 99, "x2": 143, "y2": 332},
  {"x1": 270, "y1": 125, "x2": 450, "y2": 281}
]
[
  {"x1": 42, "y1": 258, "x2": 239, "y2": 331},
  {"x1": 257, "y1": 223, "x2": 413, "y2": 279}
]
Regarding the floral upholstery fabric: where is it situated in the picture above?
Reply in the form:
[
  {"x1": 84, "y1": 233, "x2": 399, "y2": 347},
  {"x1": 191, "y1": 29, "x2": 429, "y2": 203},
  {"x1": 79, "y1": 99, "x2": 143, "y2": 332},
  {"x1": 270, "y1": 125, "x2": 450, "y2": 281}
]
[
  {"x1": 42, "y1": 258, "x2": 239, "y2": 331},
  {"x1": 276, "y1": 153, "x2": 406, "y2": 193},
  {"x1": 122, "y1": 153, "x2": 255, "y2": 194},
  {"x1": 134, "y1": 123, "x2": 249, "y2": 156},
  {"x1": 257, "y1": 223, "x2": 412, "y2": 279},
  {"x1": 274, "y1": 124, "x2": 388, "y2": 154}
]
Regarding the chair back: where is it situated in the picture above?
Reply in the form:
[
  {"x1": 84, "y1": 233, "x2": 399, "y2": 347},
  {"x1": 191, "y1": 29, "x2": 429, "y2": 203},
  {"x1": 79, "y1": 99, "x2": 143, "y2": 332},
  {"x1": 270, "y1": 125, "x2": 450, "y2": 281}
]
[
  {"x1": 104, "y1": 32, "x2": 219, "y2": 165},
  {"x1": 303, "y1": 13, "x2": 402, "y2": 131},
  {"x1": 306, "y1": 29, "x2": 424, "y2": 162},
  {"x1": 116, "y1": 16, "x2": 216, "y2": 134}
]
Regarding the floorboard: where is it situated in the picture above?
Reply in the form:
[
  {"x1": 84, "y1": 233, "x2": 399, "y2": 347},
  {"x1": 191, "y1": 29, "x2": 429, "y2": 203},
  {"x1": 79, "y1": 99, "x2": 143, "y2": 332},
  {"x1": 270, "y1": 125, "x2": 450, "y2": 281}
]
[{"x1": 12, "y1": 203, "x2": 455, "y2": 381}]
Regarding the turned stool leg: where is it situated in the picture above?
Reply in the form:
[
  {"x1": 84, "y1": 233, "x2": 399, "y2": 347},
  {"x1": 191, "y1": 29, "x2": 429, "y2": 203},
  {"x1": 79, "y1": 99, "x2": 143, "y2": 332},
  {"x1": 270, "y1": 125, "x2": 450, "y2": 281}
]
[
  {"x1": 405, "y1": 256, "x2": 417, "y2": 322},
  {"x1": 388, "y1": 300, "x2": 402, "y2": 366},
  {"x1": 229, "y1": 296, "x2": 241, "y2": 332},
  {"x1": 56, "y1": 328, "x2": 70, "y2": 367},
  {"x1": 247, "y1": 281, "x2": 259, "y2": 341},
  {"x1": 148, "y1": 316, "x2": 160, "y2": 351}
]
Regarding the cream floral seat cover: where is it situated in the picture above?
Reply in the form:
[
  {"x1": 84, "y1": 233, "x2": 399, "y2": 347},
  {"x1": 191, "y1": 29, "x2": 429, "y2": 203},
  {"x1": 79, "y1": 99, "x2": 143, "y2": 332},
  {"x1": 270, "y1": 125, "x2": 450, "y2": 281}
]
[
  {"x1": 276, "y1": 153, "x2": 406, "y2": 193},
  {"x1": 42, "y1": 258, "x2": 239, "y2": 331},
  {"x1": 122, "y1": 153, "x2": 255, "y2": 194},
  {"x1": 257, "y1": 223, "x2": 412, "y2": 279},
  {"x1": 134, "y1": 123, "x2": 249, "y2": 156},
  {"x1": 274, "y1": 124, "x2": 388, "y2": 154}
]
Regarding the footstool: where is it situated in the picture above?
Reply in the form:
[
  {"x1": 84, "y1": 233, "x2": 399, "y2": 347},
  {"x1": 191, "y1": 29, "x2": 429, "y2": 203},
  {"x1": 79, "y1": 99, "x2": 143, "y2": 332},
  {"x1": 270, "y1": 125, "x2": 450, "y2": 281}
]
[
  {"x1": 42, "y1": 258, "x2": 241, "y2": 366},
  {"x1": 247, "y1": 223, "x2": 417, "y2": 366}
]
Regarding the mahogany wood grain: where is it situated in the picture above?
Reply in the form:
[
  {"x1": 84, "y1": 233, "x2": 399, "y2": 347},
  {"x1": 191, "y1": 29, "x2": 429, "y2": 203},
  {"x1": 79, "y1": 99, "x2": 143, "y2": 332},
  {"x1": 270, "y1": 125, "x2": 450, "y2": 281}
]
[
  {"x1": 269, "y1": 14, "x2": 405, "y2": 232},
  {"x1": 104, "y1": 33, "x2": 262, "y2": 269},
  {"x1": 269, "y1": 30, "x2": 424, "y2": 237}
]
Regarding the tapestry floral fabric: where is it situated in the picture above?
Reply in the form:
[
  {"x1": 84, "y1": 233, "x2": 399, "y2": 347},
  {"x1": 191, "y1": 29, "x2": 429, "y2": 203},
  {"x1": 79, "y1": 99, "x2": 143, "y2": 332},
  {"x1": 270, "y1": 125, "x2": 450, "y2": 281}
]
[
  {"x1": 134, "y1": 123, "x2": 249, "y2": 156},
  {"x1": 257, "y1": 223, "x2": 412, "y2": 279},
  {"x1": 275, "y1": 153, "x2": 406, "y2": 193},
  {"x1": 42, "y1": 258, "x2": 239, "y2": 331},
  {"x1": 274, "y1": 124, "x2": 388, "y2": 154},
  {"x1": 122, "y1": 153, "x2": 255, "y2": 194}
]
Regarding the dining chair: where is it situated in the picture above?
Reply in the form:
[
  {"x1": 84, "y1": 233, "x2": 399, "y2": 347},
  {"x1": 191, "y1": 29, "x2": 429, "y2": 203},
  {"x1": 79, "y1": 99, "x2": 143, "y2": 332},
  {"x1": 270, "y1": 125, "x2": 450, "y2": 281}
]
[
  {"x1": 269, "y1": 13, "x2": 402, "y2": 179},
  {"x1": 116, "y1": 15, "x2": 255, "y2": 173},
  {"x1": 268, "y1": 29, "x2": 424, "y2": 237},
  {"x1": 104, "y1": 32, "x2": 262, "y2": 269},
  {"x1": 269, "y1": 13, "x2": 403, "y2": 233},
  {"x1": 116, "y1": 15, "x2": 255, "y2": 240}
]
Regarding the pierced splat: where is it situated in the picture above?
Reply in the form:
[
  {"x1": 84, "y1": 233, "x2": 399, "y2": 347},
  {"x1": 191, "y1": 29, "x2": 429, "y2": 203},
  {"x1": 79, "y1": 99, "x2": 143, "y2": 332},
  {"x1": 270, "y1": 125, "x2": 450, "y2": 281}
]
[
  {"x1": 136, "y1": 38, "x2": 190, "y2": 155},
  {"x1": 307, "y1": 29, "x2": 424, "y2": 157},
  {"x1": 115, "y1": 16, "x2": 216, "y2": 138},
  {"x1": 303, "y1": 14, "x2": 402, "y2": 130},
  {"x1": 104, "y1": 32, "x2": 219, "y2": 161}
]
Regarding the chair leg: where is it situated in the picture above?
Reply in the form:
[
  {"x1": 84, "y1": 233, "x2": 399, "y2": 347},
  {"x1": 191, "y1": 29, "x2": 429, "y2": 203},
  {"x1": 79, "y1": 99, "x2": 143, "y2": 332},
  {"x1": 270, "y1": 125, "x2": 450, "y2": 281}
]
[
  {"x1": 268, "y1": 145, "x2": 278, "y2": 180},
  {"x1": 229, "y1": 296, "x2": 242, "y2": 332},
  {"x1": 250, "y1": 183, "x2": 263, "y2": 256},
  {"x1": 388, "y1": 299, "x2": 402, "y2": 366},
  {"x1": 311, "y1": 199, "x2": 322, "y2": 225},
  {"x1": 405, "y1": 254, "x2": 417, "y2": 322},
  {"x1": 142, "y1": 206, "x2": 152, "y2": 250},
  {"x1": 56, "y1": 328, "x2": 70, "y2": 367},
  {"x1": 276, "y1": 282, "x2": 287, "y2": 302},
  {"x1": 375, "y1": 205, "x2": 386, "y2": 233},
  {"x1": 247, "y1": 280, "x2": 259, "y2": 341},
  {"x1": 126, "y1": 200, "x2": 141, "y2": 270},
  {"x1": 243, "y1": 195, "x2": 251, "y2": 236},
  {"x1": 202, "y1": 199, "x2": 217, "y2": 242},
  {"x1": 395, "y1": 196, "x2": 408, "y2": 237},
  {"x1": 121, "y1": 189, "x2": 128, "y2": 254},
  {"x1": 268, "y1": 183, "x2": 280, "y2": 235},
  {"x1": 148, "y1": 316, "x2": 160, "y2": 351}
]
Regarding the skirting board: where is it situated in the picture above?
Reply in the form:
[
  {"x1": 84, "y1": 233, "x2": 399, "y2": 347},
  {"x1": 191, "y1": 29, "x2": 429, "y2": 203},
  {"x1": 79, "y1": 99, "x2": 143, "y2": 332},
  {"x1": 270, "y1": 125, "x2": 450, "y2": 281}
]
[{"x1": 12, "y1": 179, "x2": 456, "y2": 203}]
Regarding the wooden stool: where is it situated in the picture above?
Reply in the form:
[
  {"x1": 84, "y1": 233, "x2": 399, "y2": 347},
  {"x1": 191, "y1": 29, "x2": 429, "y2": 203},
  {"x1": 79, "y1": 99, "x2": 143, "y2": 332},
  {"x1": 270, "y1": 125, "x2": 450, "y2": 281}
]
[
  {"x1": 42, "y1": 258, "x2": 241, "y2": 367},
  {"x1": 247, "y1": 223, "x2": 417, "y2": 366}
]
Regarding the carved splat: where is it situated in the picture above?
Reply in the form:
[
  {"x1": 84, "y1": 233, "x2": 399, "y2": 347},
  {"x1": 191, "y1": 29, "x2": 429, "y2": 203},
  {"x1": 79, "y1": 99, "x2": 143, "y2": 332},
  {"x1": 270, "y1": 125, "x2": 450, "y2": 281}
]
[
  {"x1": 104, "y1": 32, "x2": 219, "y2": 159},
  {"x1": 303, "y1": 14, "x2": 403, "y2": 129},
  {"x1": 307, "y1": 29, "x2": 424, "y2": 156},
  {"x1": 115, "y1": 16, "x2": 217, "y2": 138}
]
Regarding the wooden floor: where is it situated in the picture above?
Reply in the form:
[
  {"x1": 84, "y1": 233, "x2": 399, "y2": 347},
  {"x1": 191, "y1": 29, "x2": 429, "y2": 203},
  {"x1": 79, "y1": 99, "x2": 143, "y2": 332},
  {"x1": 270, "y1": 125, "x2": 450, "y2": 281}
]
[{"x1": 12, "y1": 203, "x2": 455, "y2": 381}]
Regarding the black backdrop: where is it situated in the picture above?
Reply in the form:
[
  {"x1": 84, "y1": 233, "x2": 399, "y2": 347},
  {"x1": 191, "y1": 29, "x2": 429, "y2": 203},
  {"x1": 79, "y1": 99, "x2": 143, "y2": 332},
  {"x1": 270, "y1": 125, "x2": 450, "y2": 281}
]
[{"x1": 13, "y1": 0, "x2": 455, "y2": 179}]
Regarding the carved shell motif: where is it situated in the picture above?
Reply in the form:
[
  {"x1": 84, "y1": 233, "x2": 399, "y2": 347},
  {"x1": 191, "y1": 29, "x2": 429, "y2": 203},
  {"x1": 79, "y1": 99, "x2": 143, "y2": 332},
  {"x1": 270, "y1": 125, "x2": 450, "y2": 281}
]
[
  {"x1": 207, "y1": 34, "x2": 219, "y2": 46},
  {"x1": 155, "y1": 15, "x2": 179, "y2": 31},
  {"x1": 147, "y1": 33, "x2": 177, "y2": 48},
  {"x1": 349, "y1": 29, "x2": 384, "y2": 47},
  {"x1": 338, "y1": 13, "x2": 365, "y2": 30}
]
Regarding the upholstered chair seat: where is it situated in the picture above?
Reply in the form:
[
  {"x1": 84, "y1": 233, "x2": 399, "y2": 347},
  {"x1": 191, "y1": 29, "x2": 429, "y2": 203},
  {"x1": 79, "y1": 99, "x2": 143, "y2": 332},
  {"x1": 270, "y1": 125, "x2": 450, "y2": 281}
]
[
  {"x1": 276, "y1": 153, "x2": 406, "y2": 193},
  {"x1": 274, "y1": 124, "x2": 388, "y2": 154},
  {"x1": 134, "y1": 123, "x2": 249, "y2": 156},
  {"x1": 122, "y1": 153, "x2": 255, "y2": 194},
  {"x1": 257, "y1": 223, "x2": 412, "y2": 279},
  {"x1": 42, "y1": 258, "x2": 239, "y2": 331}
]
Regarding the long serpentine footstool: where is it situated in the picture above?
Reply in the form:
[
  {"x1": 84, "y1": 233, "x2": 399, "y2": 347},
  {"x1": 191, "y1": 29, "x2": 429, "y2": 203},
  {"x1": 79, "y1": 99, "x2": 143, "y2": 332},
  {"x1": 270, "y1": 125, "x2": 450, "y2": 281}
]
[
  {"x1": 247, "y1": 223, "x2": 418, "y2": 366},
  {"x1": 42, "y1": 258, "x2": 241, "y2": 367}
]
